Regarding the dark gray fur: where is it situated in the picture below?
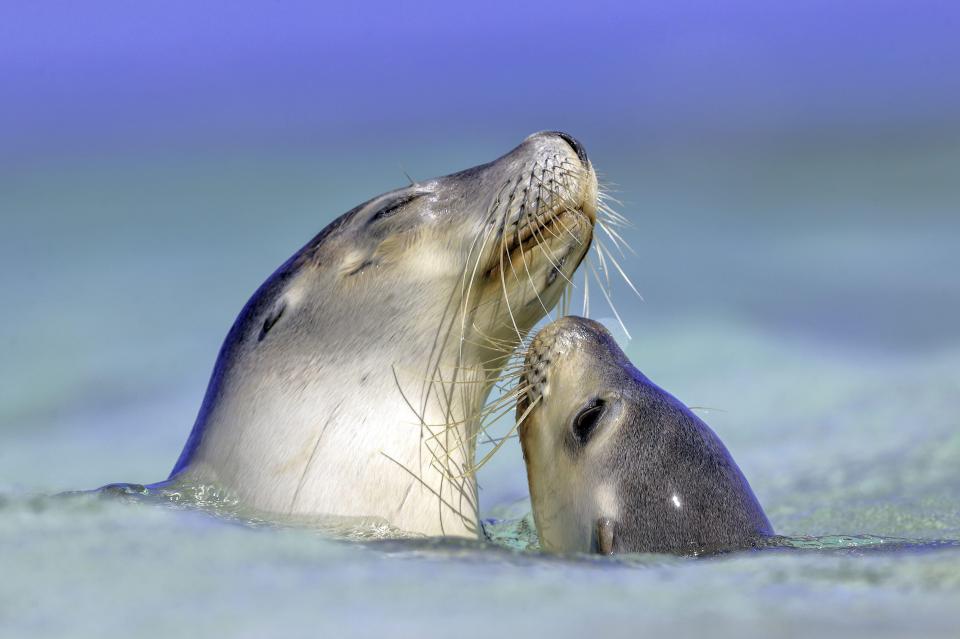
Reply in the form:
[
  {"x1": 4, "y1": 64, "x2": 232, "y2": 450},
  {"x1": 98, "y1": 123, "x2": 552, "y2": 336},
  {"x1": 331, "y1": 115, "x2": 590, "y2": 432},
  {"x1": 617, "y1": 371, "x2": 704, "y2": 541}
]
[
  {"x1": 599, "y1": 366, "x2": 773, "y2": 555},
  {"x1": 525, "y1": 317, "x2": 773, "y2": 556}
]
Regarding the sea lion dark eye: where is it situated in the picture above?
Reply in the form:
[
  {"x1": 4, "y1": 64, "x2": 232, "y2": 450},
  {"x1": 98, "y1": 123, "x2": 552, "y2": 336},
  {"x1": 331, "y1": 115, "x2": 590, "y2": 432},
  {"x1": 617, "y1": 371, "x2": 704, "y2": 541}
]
[{"x1": 572, "y1": 398, "x2": 605, "y2": 444}]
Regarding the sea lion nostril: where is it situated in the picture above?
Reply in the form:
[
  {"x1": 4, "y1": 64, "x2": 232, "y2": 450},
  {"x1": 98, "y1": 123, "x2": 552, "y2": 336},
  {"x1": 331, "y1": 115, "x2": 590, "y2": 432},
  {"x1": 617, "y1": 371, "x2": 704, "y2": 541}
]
[{"x1": 547, "y1": 131, "x2": 590, "y2": 166}]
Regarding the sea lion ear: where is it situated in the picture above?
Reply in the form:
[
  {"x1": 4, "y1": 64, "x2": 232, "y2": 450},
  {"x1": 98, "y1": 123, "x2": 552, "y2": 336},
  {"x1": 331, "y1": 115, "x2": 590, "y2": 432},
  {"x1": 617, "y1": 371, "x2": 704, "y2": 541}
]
[{"x1": 596, "y1": 517, "x2": 615, "y2": 555}]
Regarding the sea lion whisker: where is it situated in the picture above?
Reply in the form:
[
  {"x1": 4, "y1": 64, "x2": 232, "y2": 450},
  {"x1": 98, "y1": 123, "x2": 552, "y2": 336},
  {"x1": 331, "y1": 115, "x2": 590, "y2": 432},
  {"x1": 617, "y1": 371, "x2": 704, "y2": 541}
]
[
  {"x1": 499, "y1": 226, "x2": 523, "y2": 342},
  {"x1": 456, "y1": 340, "x2": 517, "y2": 356},
  {"x1": 513, "y1": 206, "x2": 555, "y2": 318},
  {"x1": 458, "y1": 182, "x2": 509, "y2": 363},
  {"x1": 420, "y1": 387, "x2": 532, "y2": 454},
  {"x1": 391, "y1": 364, "x2": 431, "y2": 428},
  {"x1": 596, "y1": 219, "x2": 635, "y2": 257},
  {"x1": 592, "y1": 237, "x2": 614, "y2": 291},
  {"x1": 597, "y1": 189, "x2": 625, "y2": 207},
  {"x1": 402, "y1": 369, "x2": 524, "y2": 387},
  {"x1": 420, "y1": 355, "x2": 524, "y2": 372},
  {"x1": 472, "y1": 404, "x2": 525, "y2": 444},
  {"x1": 454, "y1": 382, "x2": 533, "y2": 420},
  {"x1": 477, "y1": 432, "x2": 519, "y2": 446},
  {"x1": 470, "y1": 318, "x2": 528, "y2": 346},
  {"x1": 441, "y1": 407, "x2": 474, "y2": 498},
  {"x1": 380, "y1": 451, "x2": 475, "y2": 531},
  {"x1": 595, "y1": 240, "x2": 643, "y2": 300},
  {"x1": 597, "y1": 191, "x2": 626, "y2": 208},
  {"x1": 519, "y1": 197, "x2": 573, "y2": 288},
  {"x1": 587, "y1": 259, "x2": 632, "y2": 340},
  {"x1": 543, "y1": 166, "x2": 592, "y2": 250},
  {"x1": 428, "y1": 364, "x2": 468, "y2": 463},
  {"x1": 464, "y1": 328, "x2": 522, "y2": 351},
  {"x1": 423, "y1": 244, "x2": 498, "y2": 470},
  {"x1": 435, "y1": 184, "x2": 509, "y2": 403},
  {"x1": 597, "y1": 207, "x2": 631, "y2": 232},
  {"x1": 596, "y1": 186, "x2": 630, "y2": 218},
  {"x1": 434, "y1": 357, "x2": 494, "y2": 482},
  {"x1": 551, "y1": 207, "x2": 587, "y2": 248},
  {"x1": 470, "y1": 386, "x2": 532, "y2": 416},
  {"x1": 421, "y1": 397, "x2": 521, "y2": 446},
  {"x1": 597, "y1": 198, "x2": 628, "y2": 219},
  {"x1": 531, "y1": 195, "x2": 563, "y2": 246},
  {"x1": 536, "y1": 165, "x2": 584, "y2": 222},
  {"x1": 597, "y1": 205, "x2": 631, "y2": 232},
  {"x1": 421, "y1": 379, "x2": 470, "y2": 492},
  {"x1": 512, "y1": 164, "x2": 577, "y2": 274},
  {"x1": 582, "y1": 268, "x2": 591, "y2": 317},
  {"x1": 558, "y1": 279, "x2": 573, "y2": 317},
  {"x1": 457, "y1": 395, "x2": 541, "y2": 477},
  {"x1": 420, "y1": 264, "x2": 473, "y2": 422}
]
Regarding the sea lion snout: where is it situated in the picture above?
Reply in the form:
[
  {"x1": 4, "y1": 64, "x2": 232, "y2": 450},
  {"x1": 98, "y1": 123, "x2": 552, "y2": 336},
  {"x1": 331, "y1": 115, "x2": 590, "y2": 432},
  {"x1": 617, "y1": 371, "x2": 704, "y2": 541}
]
[
  {"x1": 518, "y1": 316, "x2": 624, "y2": 463},
  {"x1": 521, "y1": 316, "x2": 625, "y2": 409},
  {"x1": 518, "y1": 131, "x2": 598, "y2": 224},
  {"x1": 526, "y1": 130, "x2": 591, "y2": 167}
]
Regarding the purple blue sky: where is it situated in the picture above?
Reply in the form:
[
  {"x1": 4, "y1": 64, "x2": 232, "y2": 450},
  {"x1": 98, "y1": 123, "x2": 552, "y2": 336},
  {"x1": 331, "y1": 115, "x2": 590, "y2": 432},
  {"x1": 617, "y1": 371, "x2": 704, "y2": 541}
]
[{"x1": 2, "y1": 1, "x2": 959, "y2": 162}]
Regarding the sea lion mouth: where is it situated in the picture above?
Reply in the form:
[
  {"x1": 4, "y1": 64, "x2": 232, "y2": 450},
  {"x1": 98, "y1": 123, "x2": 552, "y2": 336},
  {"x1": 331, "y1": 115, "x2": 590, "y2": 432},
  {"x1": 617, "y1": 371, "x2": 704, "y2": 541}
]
[
  {"x1": 502, "y1": 209, "x2": 585, "y2": 270},
  {"x1": 508, "y1": 206, "x2": 585, "y2": 254},
  {"x1": 475, "y1": 142, "x2": 597, "y2": 282},
  {"x1": 483, "y1": 188, "x2": 594, "y2": 281}
]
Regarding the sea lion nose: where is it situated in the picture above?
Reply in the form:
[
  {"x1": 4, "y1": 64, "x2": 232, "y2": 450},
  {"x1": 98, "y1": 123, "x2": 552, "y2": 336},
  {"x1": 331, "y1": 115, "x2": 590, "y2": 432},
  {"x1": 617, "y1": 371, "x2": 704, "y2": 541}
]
[{"x1": 547, "y1": 131, "x2": 590, "y2": 166}]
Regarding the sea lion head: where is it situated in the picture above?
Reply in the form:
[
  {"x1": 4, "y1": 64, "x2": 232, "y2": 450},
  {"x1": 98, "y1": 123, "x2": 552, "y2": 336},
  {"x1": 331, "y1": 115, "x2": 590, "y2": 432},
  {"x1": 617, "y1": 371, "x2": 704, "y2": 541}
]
[
  {"x1": 293, "y1": 131, "x2": 598, "y2": 350},
  {"x1": 171, "y1": 133, "x2": 602, "y2": 537},
  {"x1": 518, "y1": 316, "x2": 773, "y2": 555}
]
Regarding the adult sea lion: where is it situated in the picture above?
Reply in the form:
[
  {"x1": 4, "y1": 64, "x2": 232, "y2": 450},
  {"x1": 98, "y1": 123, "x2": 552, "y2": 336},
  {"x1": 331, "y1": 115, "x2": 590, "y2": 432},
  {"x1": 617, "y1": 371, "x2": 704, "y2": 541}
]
[
  {"x1": 517, "y1": 316, "x2": 773, "y2": 554},
  {"x1": 168, "y1": 132, "x2": 598, "y2": 537}
]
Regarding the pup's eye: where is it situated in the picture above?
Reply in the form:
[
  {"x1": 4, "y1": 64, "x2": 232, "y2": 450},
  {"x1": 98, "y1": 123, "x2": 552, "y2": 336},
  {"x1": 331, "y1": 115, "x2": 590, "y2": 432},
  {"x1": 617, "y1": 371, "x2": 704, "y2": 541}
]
[
  {"x1": 572, "y1": 398, "x2": 605, "y2": 444},
  {"x1": 368, "y1": 193, "x2": 423, "y2": 225}
]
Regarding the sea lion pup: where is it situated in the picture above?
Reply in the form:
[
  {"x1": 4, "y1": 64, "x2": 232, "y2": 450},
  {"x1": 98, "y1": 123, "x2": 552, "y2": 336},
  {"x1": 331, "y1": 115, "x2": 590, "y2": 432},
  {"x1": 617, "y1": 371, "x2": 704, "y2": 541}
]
[
  {"x1": 167, "y1": 132, "x2": 598, "y2": 537},
  {"x1": 517, "y1": 316, "x2": 773, "y2": 555}
]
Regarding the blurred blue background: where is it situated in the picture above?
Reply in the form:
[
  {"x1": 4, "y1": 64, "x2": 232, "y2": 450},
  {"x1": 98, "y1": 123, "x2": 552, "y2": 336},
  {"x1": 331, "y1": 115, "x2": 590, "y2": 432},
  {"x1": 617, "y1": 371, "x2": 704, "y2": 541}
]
[{"x1": 2, "y1": 2, "x2": 960, "y2": 638}]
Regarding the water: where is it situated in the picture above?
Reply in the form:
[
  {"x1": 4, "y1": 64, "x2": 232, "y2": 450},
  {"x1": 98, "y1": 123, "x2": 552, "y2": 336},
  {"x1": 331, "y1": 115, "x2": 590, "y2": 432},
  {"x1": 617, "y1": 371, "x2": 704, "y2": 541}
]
[{"x1": 2, "y1": 142, "x2": 960, "y2": 638}]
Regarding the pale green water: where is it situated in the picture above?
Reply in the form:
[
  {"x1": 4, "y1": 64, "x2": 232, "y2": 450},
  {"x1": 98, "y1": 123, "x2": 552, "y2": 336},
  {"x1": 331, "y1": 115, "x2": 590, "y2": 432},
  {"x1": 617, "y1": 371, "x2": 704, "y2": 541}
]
[{"x1": 2, "y1": 142, "x2": 960, "y2": 637}]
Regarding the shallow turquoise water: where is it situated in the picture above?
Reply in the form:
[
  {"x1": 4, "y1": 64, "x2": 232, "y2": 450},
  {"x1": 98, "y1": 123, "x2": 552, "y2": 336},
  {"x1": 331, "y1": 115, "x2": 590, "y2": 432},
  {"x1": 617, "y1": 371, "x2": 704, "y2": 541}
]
[{"x1": 2, "y1": 144, "x2": 960, "y2": 637}]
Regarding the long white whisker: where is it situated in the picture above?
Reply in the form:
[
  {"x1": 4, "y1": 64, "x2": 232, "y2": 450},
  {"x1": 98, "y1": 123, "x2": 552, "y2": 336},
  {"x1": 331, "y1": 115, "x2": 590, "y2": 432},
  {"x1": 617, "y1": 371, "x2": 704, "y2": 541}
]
[
  {"x1": 596, "y1": 241, "x2": 643, "y2": 300},
  {"x1": 588, "y1": 260, "x2": 631, "y2": 340}
]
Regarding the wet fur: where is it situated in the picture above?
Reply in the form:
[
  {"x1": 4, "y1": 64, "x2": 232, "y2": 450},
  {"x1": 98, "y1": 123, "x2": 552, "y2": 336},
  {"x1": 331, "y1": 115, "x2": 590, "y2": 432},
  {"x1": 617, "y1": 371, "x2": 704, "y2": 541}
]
[
  {"x1": 168, "y1": 133, "x2": 597, "y2": 537},
  {"x1": 519, "y1": 317, "x2": 773, "y2": 555}
]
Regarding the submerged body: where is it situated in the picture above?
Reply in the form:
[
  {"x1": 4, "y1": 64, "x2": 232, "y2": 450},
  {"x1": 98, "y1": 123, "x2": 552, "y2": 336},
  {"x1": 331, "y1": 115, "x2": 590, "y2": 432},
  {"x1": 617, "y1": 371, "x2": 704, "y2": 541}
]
[
  {"x1": 518, "y1": 317, "x2": 773, "y2": 555},
  {"x1": 168, "y1": 133, "x2": 597, "y2": 537}
]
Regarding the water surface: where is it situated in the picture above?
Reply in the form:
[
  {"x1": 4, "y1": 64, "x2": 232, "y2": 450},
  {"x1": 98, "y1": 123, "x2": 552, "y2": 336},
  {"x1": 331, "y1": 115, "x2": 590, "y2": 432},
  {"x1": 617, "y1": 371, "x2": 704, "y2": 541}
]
[{"x1": 2, "y1": 143, "x2": 959, "y2": 638}]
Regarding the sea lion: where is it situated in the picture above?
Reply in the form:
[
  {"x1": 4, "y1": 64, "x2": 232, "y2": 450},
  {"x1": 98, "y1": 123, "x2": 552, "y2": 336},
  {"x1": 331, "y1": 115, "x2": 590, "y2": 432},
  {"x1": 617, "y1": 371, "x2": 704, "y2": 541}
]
[
  {"x1": 517, "y1": 316, "x2": 773, "y2": 555},
  {"x1": 166, "y1": 132, "x2": 598, "y2": 537}
]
